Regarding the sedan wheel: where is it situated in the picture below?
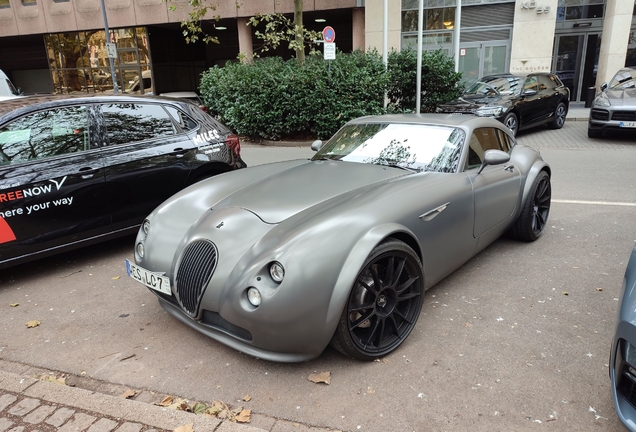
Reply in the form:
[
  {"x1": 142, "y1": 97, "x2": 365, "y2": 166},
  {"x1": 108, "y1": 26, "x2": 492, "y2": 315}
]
[
  {"x1": 549, "y1": 102, "x2": 567, "y2": 129},
  {"x1": 331, "y1": 240, "x2": 423, "y2": 361},
  {"x1": 509, "y1": 171, "x2": 551, "y2": 242},
  {"x1": 503, "y1": 112, "x2": 518, "y2": 136}
]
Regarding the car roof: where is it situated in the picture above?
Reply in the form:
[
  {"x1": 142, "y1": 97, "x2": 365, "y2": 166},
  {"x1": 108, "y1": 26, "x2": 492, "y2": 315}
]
[
  {"x1": 0, "y1": 93, "x2": 191, "y2": 122},
  {"x1": 347, "y1": 113, "x2": 506, "y2": 129}
]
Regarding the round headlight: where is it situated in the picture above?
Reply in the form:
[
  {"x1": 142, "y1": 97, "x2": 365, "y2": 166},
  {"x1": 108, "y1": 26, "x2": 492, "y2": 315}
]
[
  {"x1": 136, "y1": 242, "x2": 144, "y2": 258},
  {"x1": 247, "y1": 287, "x2": 261, "y2": 307},
  {"x1": 142, "y1": 220, "x2": 150, "y2": 235},
  {"x1": 269, "y1": 262, "x2": 285, "y2": 283}
]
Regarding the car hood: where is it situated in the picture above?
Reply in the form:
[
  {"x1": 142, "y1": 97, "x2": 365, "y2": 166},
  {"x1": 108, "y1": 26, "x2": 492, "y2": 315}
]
[
  {"x1": 215, "y1": 160, "x2": 408, "y2": 224},
  {"x1": 438, "y1": 94, "x2": 511, "y2": 112},
  {"x1": 604, "y1": 88, "x2": 636, "y2": 106}
]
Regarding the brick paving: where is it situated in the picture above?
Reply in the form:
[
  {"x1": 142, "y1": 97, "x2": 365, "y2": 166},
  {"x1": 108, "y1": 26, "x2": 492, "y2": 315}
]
[{"x1": 0, "y1": 391, "x2": 167, "y2": 432}]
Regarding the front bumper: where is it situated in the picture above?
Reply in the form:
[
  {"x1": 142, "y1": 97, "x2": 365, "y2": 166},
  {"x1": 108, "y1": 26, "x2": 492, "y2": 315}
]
[
  {"x1": 588, "y1": 108, "x2": 636, "y2": 133},
  {"x1": 611, "y1": 332, "x2": 636, "y2": 431}
]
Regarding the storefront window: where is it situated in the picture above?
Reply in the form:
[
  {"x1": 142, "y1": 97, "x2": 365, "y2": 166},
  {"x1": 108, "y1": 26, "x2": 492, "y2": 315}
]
[
  {"x1": 44, "y1": 27, "x2": 151, "y2": 95},
  {"x1": 556, "y1": 0, "x2": 605, "y2": 21}
]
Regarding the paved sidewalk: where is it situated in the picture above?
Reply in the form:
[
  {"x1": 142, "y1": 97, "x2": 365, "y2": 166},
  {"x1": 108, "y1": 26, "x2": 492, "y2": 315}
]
[{"x1": 0, "y1": 367, "x2": 268, "y2": 432}]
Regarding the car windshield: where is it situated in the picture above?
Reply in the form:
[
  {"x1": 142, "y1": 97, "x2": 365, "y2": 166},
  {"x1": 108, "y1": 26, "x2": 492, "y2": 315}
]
[
  {"x1": 609, "y1": 69, "x2": 636, "y2": 90},
  {"x1": 312, "y1": 123, "x2": 465, "y2": 173},
  {"x1": 464, "y1": 76, "x2": 521, "y2": 96}
]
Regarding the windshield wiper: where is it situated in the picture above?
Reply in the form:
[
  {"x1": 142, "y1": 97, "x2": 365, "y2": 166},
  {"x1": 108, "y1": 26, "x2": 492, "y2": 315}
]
[{"x1": 383, "y1": 164, "x2": 417, "y2": 173}]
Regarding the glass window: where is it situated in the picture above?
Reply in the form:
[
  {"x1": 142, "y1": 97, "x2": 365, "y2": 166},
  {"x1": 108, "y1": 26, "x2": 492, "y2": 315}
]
[
  {"x1": 609, "y1": 69, "x2": 636, "y2": 90},
  {"x1": 101, "y1": 103, "x2": 176, "y2": 146},
  {"x1": 465, "y1": 127, "x2": 510, "y2": 170},
  {"x1": 0, "y1": 0, "x2": 10, "y2": 8},
  {"x1": 537, "y1": 74, "x2": 555, "y2": 90},
  {"x1": 0, "y1": 106, "x2": 90, "y2": 165},
  {"x1": 165, "y1": 106, "x2": 197, "y2": 131},
  {"x1": 312, "y1": 123, "x2": 465, "y2": 173},
  {"x1": 21, "y1": 0, "x2": 36, "y2": 5},
  {"x1": 523, "y1": 76, "x2": 539, "y2": 92}
]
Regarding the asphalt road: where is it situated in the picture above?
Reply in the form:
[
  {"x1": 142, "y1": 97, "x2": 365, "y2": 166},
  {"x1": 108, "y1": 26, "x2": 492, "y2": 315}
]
[{"x1": 0, "y1": 121, "x2": 635, "y2": 431}]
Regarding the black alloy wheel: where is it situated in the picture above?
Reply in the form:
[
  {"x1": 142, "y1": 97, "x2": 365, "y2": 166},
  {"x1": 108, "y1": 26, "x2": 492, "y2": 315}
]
[
  {"x1": 549, "y1": 102, "x2": 567, "y2": 129},
  {"x1": 331, "y1": 240, "x2": 424, "y2": 361},
  {"x1": 503, "y1": 112, "x2": 518, "y2": 136},
  {"x1": 509, "y1": 171, "x2": 551, "y2": 242}
]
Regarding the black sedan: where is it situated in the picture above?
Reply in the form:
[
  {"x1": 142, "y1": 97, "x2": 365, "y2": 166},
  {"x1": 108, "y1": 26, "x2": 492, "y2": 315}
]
[
  {"x1": 0, "y1": 94, "x2": 246, "y2": 269},
  {"x1": 436, "y1": 72, "x2": 570, "y2": 136}
]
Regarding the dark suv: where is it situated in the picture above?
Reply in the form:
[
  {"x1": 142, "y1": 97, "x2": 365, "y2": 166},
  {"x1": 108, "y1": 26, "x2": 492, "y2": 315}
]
[
  {"x1": 0, "y1": 94, "x2": 246, "y2": 268},
  {"x1": 437, "y1": 72, "x2": 570, "y2": 136}
]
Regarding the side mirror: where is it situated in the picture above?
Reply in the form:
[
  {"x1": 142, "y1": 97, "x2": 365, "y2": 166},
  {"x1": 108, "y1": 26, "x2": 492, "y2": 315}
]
[
  {"x1": 16, "y1": 87, "x2": 23, "y2": 96},
  {"x1": 477, "y1": 150, "x2": 510, "y2": 174},
  {"x1": 523, "y1": 89, "x2": 537, "y2": 96},
  {"x1": 311, "y1": 140, "x2": 323, "y2": 152},
  {"x1": 600, "y1": 82, "x2": 608, "y2": 92}
]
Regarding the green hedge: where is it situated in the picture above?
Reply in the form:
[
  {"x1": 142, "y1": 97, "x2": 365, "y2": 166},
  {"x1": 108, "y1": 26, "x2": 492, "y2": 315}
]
[{"x1": 199, "y1": 48, "x2": 462, "y2": 140}]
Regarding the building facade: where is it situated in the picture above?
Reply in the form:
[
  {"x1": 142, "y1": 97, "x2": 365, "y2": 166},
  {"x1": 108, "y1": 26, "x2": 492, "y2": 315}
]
[{"x1": 0, "y1": 0, "x2": 633, "y2": 102}]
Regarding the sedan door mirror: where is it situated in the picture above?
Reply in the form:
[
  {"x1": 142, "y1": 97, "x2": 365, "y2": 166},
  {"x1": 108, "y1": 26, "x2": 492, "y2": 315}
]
[
  {"x1": 311, "y1": 140, "x2": 323, "y2": 152},
  {"x1": 523, "y1": 89, "x2": 538, "y2": 96},
  {"x1": 600, "y1": 82, "x2": 608, "y2": 92},
  {"x1": 477, "y1": 150, "x2": 510, "y2": 174}
]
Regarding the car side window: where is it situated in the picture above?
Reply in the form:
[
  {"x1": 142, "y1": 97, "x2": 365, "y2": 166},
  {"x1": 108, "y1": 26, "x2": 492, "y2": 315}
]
[
  {"x1": 101, "y1": 103, "x2": 176, "y2": 146},
  {"x1": 524, "y1": 76, "x2": 538, "y2": 92},
  {"x1": 164, "y1": 106, "x2": 197, "y2": 131},
  {"x1": 465, "y1": 127, "x2": 510, "y2": 170},
  {"x1": 537, "y1": 75, "x2": 554, "y2": 91},
  {"x1": 0, "y1": 105, "x2": 90, "y2": 165}
]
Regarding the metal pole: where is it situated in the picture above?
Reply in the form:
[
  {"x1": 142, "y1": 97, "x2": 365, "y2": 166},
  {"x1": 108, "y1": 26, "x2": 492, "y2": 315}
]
[
  {"x1": 383, "y1": 0, "x2": 388, "y2": 67},
  {"x1": 101, "y1": 0, "x2": 119, "y2": 93},
  {"x1": 453, "y1": 0, "x2": 462, "y2": 73},
  {"x1": 416, "y1": 0, "x2": 423, "y2": 114}
]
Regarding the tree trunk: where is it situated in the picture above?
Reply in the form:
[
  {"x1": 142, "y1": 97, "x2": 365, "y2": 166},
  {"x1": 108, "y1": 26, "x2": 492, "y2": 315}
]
[{"x1": 294, "y1": 0, "x2": 304, "y2": 64}]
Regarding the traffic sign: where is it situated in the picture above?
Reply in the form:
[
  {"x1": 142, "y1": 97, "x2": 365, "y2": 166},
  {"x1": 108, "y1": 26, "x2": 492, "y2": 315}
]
[
  {"x1": 322, "y1": 26, "x2": 336, "y2": 43},
  {"x1": 324, "y1": 42, "x2": 336, "y2": 60},
  {"x1": 106, "y1": 43, "x2": 117, "y2": 59}
]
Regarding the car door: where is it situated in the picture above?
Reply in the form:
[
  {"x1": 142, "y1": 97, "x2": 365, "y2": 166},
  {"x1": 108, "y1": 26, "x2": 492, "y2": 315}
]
[
  {"x1": 537, "y1": 74, "x2": 562, "y2": 119},
  {"x1": 466, "y1": 127, "x2": 520, "y2": 238},
  {"x1": 98, "y1": 101, "x2": 194, "y2": 231},
  {"x1": 0, "y1": 104, "x2": 110, "y2": 266},
  {"x1": 517, "y1": 75, "x2": 544, "y2": 126}
]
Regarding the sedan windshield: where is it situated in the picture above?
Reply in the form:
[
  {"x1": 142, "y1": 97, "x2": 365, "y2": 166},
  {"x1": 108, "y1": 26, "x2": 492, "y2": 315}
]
[
  {"x1": 312, "y1": 123, "x2": 465, "y2": 173},
  {"x1": 465, "y1": 76, "x2": 521, "y2": 96},
  {"x1": 610, "y1": 69, "x2": 636, "y2": 90}
]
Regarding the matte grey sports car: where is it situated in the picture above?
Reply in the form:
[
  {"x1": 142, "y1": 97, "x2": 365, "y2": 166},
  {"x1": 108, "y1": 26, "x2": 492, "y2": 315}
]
[
  {"x1": 126, "y1": 114, "x2": 552, "y2": 362},
  {"x1": 610, "y1": 245, "x2": 636, "y2": 430},
  {"x1": 588, "y1": 66, "x2": 636, "y2": 138}
]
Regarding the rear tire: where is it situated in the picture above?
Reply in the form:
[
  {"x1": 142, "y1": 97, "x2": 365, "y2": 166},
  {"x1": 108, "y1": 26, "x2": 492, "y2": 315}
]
[
  {"x1": 330, "y1": 240, "x2": 424, "y2": 361},
  {"x1": 509, "y1": 171, "x2": 551, "y2": 242},
  {"x1": 548, "y1": 102, "x2": 567, "y2": 129}
]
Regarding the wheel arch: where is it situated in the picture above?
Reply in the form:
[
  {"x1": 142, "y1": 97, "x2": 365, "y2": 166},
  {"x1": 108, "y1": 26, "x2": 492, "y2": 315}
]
[{"x1": 521, "y1": 162, "x2": 551, "y2": 208}]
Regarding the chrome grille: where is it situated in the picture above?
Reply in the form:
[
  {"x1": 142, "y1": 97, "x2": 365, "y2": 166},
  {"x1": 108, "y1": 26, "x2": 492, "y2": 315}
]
[
  {"x1": 612, "y1": 111, "x2": 636, "y2": 122},
  {"x1": 175, "y1": 240, "x2": 218, "y2": 316}
]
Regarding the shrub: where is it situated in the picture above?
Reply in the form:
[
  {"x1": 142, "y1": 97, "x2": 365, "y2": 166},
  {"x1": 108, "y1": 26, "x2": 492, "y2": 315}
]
[
  {"x1": 387, "y1": 48, "x2": 463, "y2": 113},
  {"x1": 199, "y1": 50, "x2": 388, "y2": 140}
]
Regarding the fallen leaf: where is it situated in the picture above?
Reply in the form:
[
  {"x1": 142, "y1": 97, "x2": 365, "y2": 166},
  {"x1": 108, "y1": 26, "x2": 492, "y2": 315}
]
[
  {"x1": 9, "y1": 303, "x2": 18, "y2": 307},
  {"x1": 191, "y1": 402, "x2": 207, "y2": 415},
  {"x1": 242, "y1": 395, "x2": 252, "y2": 402},
  {"x1": 562, "y1": 292, "x2": 569, "y2": 296},
  {"x1": 37, "y1": 374, "x2": 66, "y2": 385},
  {"x1": 235, "y1": 409, "x2": 251, "y2": 423},
  {"x1": 173, "y1": 424, "x2": 194, "y2": 432},
  {"x1": 112, "y1": 276, "x2": 121, "y2": 280},
  {"x1": 596, "y1": 287, "x2": 603, "y2": 292},
  {"x1": 120, "y1": 389, "x2": 136, "y2": 399},
  {"x1": 156, "y1": 396, "x2": 174, "y2": 407},
  {"x1": 382, "y1": 358, "x2": 390, "y2": 365},
  {"x1": 308, "y1": 371, "x2": 331, "y2": 385},
  {"x1": 26, "y1": 320, "x2": 40, "y2": 328}
]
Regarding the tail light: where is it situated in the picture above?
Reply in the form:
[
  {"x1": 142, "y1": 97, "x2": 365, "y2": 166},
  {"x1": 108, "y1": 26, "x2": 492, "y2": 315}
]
[
  {"x1": 225, "y1": 134, "x2": 241, "y2": 158},
  {"x1": 199, "y1": 105, "x2": 208, "y2": 112}
]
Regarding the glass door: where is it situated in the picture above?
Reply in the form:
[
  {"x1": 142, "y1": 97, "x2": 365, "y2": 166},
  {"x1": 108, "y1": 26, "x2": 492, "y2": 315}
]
[
  {"x1": 459, "y1": 42, "x2": 509, "y2": 87},
  {"x1": 553, "y1": 32, "x2": 601, "y2": 102}
]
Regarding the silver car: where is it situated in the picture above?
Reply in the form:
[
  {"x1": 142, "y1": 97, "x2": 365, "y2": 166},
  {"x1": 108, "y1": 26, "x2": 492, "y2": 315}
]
[
  {"x1": 126, "y1": 114, "x2": 552, "y2": 362},
  {"x1": 588, "y1": 66, "x2": 636, "y2": 138}
]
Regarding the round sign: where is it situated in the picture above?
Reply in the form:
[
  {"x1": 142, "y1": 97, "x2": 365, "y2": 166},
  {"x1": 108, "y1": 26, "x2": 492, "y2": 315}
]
[{"x1": 322, "y1": 26, "x2": 336, "y2": 43}]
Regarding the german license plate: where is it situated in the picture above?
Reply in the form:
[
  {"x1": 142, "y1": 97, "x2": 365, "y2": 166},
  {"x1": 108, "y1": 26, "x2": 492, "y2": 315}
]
[
  {"x1": 619, "y1": 121, "x2": 636, "y2": 128},
  {"x1": 125, "y1": 259, "x2": 171, "y2": 295}
]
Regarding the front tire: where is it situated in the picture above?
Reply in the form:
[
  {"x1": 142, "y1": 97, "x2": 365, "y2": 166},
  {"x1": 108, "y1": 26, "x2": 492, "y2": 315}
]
[
  {"x1": 509, "y1": 171, "x2": 551, "y2": 242},
  {"x1": 331, "y1": 240, "x2": 424, "y2": 361},
  {"x1": 549, "y1": 102, "x2": 567, "y2": 129},
  {"x1": 503, "y1": 112, "x2": 519, "y2": 136}
]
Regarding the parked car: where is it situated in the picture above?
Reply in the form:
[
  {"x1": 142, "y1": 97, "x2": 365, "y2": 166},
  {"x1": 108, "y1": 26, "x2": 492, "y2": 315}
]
[
  {"x1": 610, "y1": 245, "x2": 636, "y2": 431},
  {"x1": 436, "y1": 72, "x2": 570, "y2": 136},
  {"x1": 0, "y1": 69, "x2": 22, "y2": 101},
  {"x1": 0, "y1": 94, "x2": 246, "y2": 269},
  {"x1": 161, "y1": 92, "x2": 207, "y2": 112},
  {"x1": 126, "y1": 113, "x2": 551, "y2": 362},
  {"x1": 588, "y1": 66, "x2": 636, "y2": 138}
]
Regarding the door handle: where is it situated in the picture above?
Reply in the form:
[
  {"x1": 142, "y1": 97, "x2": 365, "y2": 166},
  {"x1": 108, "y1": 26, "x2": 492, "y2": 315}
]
[
  {"x1": 170, "y1": 147, "x2": 188, "y2": 157},
  {"x1": 503, "y1": 164, "x2": 515, "y2": 172},
  {"x1": 79, "y1": 166, "x2": 99, "y2": 179}
]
